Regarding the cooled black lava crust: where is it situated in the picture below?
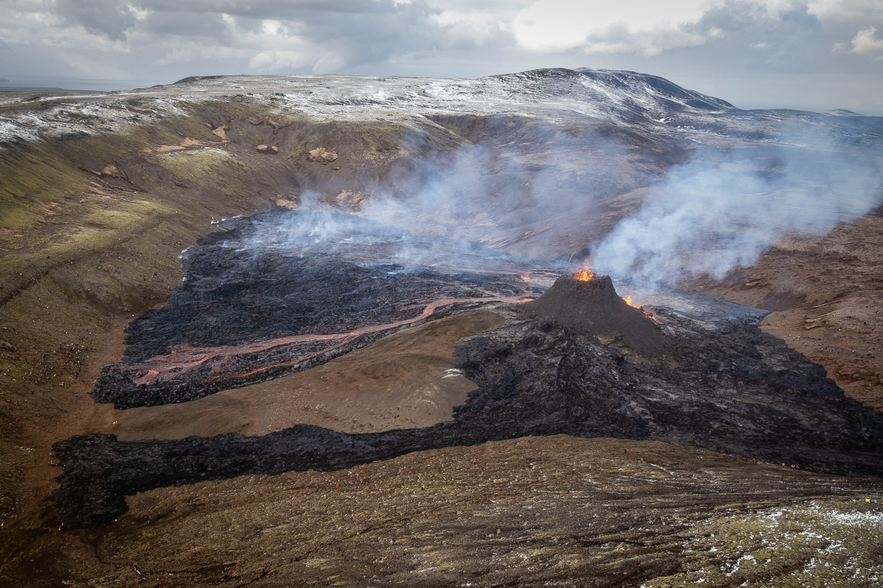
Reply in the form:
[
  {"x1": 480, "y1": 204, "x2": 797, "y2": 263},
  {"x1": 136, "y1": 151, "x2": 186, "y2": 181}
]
[
  {"x1": 122, "y1": 253, "x2": 523, "y2": 363},
  {"x1": 56, "y1": 304, "x2": 883, "y2": 528},
  {"x1": 58, "y1": 211, "x2": 883, "y2": 529},
  {"x1": 92, "y1": 210, "x2": 539, "y2": 408}
]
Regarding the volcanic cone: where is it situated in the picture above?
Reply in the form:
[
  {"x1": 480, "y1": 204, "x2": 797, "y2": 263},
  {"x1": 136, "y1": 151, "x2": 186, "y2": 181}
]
[{"x1": 524, "y1": 275, "x2": 670, "y2": 357}]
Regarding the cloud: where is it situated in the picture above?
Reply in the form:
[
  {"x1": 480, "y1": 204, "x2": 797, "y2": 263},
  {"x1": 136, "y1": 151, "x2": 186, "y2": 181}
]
[
  {"x1": 9, "y1": 1, "x2": 454, "y2": 77},
  {"x1": 141, "y1": 10, "x2": 231, "y2": 40},
  {"x1": 808, "y1": 0, "x2": 883, "y2": 20},
  {"x1": 509, "y1": 0, "x2": 835, "y2": 58},
  {"x1": 9, "y1": 1, "x2": 880, "y2": 72},
  {"x1": 208, "y1": 0, "x2": 450, "y2": 73},
  {"x1": 54, "y1": 0, "x2": 137, "y2": 41},
  {"x1": 248, "y1": 50, "x2": 315, "y2": 72},
  {"x1": 688, "y1": 2, "x2": 835, "y2": 74},
  {"x1": 692, "y1": 1, "x2": 822, "y2": 39},
  {"x1": 431, "y1": 3, "x2": 523, "y2": 49},
  {"x1": 581, "y1": 22, "x2": 713, "y2": 57},
  {"x1": 513, "y1": 0, "x2": 710, "y2": 54},
  {"x1": 835, "y1": 26, "x2": 883, "y2": 55}
]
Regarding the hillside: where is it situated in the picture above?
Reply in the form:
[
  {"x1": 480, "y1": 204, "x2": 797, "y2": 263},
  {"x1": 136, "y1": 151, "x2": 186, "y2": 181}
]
[{"x1": 1, "y1": 69, "x2": 882, "y2": 586}]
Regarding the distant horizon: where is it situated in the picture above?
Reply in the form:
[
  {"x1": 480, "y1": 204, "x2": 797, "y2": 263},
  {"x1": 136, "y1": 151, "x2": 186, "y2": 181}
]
[{"x1": 1, "y1": 68, "x2": 880, "y2": 117}]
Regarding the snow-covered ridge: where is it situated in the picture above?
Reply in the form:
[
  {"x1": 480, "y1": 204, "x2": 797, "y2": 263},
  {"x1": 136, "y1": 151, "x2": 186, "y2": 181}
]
[{"x1": 0, "y1": 68, "x2": 879, "y2": 148}]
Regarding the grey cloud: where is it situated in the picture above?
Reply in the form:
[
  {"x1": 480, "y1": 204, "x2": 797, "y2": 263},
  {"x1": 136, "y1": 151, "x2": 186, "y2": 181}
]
[
  {"x1": 143, "y1": 11, "x2": 232, "y2": 40},
  {"x1": 689, "y1": 0, "x2": 762, "y2": 33},
  {"x1": 820, "y1": 0, "x2": 883, "y2": 21},
  {"x1": 680, "y1": 2, "x2": 837, "y2": 74},
  {"x1": 780, "y1": 5, "x2": 820, "y2": 29},
  {"x1": 132, "y1": 0, "x2": 403, "y2": 20},
  {"x1": 563, "y1": 2, "x2": 828, "y2": 60},
  {"x1": 128, "y1": 0, "x2": 458, "y2": 72},
  {"x1": 691, "y1": 1, "x2": 820, "y2": 36},
  {"x1": 41, "y1": 0, "x2": 468, "y2": 74},
  {"x1": 54, "y1": 0, "x2": 137, "y2": 41},
  {"x1": 581, "y1": 22, "x2": 706, "y2": 57},
  {"x1": 249, "y1": 2, "x2": 486, "y2": 72}
]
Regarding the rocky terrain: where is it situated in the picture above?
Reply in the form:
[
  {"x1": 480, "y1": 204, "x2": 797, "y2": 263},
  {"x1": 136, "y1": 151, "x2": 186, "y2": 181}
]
[
  {"x1": 90, "y1": 211, "x2": 540, "y2": 410},
  {"x1": 53, "y1": 272, "x2": 883, "y2": 530},
  {"x1": 1, "y1": 69, "x2": 882, "y2": 586}
]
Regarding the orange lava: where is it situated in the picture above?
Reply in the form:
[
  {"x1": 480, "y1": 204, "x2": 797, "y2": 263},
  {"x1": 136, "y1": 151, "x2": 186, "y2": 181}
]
[
  {"x1": 574, "y1": 264, "x2": 595, "y2": 281},
  {"x1": 622, "y1": 295, "x2": 645, "y2": 310},
  {"x1": 643, "y1": 310, "x2": 660, "y2": 323},
  {"x1": 619, "y1": 293, "x2": 657, "y2": 321},
  {"x1": 125, "y1": 295, "x2": 534, "y2": 387}
]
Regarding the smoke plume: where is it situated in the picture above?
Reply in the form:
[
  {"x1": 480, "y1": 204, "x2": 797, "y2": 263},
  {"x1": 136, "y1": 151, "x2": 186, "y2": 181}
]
[{"x1": 591, "y1": 133, "x2": 883, "y2": 287}]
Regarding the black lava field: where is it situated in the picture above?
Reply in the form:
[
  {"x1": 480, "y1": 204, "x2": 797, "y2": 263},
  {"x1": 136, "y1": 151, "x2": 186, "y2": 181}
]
[{"x1": 54, "y1": 210, "x2": 883, "y2": 528}]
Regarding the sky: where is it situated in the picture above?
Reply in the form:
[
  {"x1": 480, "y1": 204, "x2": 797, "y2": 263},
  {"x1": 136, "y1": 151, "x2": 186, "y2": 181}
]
[{"x1": 0, "y1": 0, "x2": 882, "y2": 114}]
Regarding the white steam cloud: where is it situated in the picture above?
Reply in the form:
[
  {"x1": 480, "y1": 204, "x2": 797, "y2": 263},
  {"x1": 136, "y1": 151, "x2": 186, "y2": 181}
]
[
  {"x1": 591, "y1": 135, "x2": 883, "y2": 286},
  {"x1": 356, "y1": 136, "x2": 636, "y2": 261}
]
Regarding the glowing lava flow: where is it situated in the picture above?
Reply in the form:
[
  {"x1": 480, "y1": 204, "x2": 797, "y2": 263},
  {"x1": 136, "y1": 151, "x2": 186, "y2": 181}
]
[
  {"x1": 618, "y1": 294, "x2": 660, "y2": 322},
  {"x1": 573, "y1": 266, "x2": 635, "y2": 307},
  {"x1": 127, "y1": 295, "x2": 533, "y2": 387},
  {"x1": 574, "y1": 264, "x2": 595, "y2": 281},
  {"x1": 569, "y1": 266, "x2": 655, "y2": 322},
  {"x1": 622, "y1": 295, "x2": 657, "y2": 323}
]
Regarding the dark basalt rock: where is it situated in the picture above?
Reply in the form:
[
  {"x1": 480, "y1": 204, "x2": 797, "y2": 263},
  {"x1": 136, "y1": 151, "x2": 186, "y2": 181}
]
[
  {"x1": 91, "y1": 210, "x2": 539, "y2": 409},
  {"x1": 55, "y1": 302, "x2": 883, "y2": 528},
  {"x1": 56, "y1": 210, "x2": 883, "y2": 529},
  {"x1": 119, "y1": 252, "x2": 517, "y2": 363},
  {"x1": 523, "y1": 275, "x2": 671, "y2": 357}
]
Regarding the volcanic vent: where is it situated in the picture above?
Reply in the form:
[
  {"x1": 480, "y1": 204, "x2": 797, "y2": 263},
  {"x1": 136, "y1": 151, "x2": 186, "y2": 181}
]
[{"x1": 524, "y1": 274, "x2": 670, "y2": 357}]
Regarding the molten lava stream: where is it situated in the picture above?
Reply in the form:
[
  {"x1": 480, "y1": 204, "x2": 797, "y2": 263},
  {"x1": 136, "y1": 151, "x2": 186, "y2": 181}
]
[{"x1": 127, "y1": 295, "x2": 532, "y2": 387}]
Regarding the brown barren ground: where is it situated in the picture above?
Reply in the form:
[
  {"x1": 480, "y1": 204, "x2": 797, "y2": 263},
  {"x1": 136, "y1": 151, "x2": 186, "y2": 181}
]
[
  {"x1": 92, "y1": 311, "x2": 506, "y2": 441},
  {"x1": 1, "y1": 101, "x2": 882, "y2": 586},
  {"x1": 684, "y1": 213, "x2": 883, "y2": 413},
  {"x1": 11, "y1": 436, "x2": 883, "y2": 587}
]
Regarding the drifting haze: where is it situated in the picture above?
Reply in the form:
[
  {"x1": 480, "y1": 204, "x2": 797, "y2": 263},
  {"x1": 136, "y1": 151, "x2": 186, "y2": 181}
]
[
  {"x1": 591, "y1": 129, "x2": 883, "y2": 286},
  {"x1": 0, "y1": 1, "x2": 882, "y2": 113}
]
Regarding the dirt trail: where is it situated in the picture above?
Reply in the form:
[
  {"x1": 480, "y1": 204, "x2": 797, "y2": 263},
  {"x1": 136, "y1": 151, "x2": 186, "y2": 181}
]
[{"x1": 13, "y1": 319, "x2": 128, "y2": 529}]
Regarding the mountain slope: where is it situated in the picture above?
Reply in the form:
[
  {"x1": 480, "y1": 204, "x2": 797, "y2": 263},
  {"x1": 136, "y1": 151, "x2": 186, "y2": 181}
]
[{"x1": 0, "y1": 68, "x2": 882, "y2": 586}]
